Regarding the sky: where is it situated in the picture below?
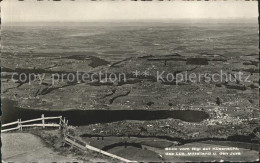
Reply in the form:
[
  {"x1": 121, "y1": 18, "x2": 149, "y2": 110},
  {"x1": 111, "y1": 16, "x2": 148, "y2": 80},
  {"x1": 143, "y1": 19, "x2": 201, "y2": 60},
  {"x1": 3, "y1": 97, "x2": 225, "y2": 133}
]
[{"x1": 1, "y1": 0, "x2": 258, "y2": 23}]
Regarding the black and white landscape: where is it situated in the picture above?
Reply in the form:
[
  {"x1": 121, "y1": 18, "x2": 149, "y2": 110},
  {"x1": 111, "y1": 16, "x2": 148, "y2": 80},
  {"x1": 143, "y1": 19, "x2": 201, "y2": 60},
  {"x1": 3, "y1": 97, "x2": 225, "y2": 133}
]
[{"x1": 1, "y1": 1, "x2": 259, "y2": 162}]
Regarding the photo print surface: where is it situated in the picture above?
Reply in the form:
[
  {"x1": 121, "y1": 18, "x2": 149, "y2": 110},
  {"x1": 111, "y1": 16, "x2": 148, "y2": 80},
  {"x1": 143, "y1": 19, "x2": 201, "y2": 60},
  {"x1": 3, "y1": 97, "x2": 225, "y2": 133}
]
[{"x1": 1, "y1": 0, "x2": 259, "y2": 162}]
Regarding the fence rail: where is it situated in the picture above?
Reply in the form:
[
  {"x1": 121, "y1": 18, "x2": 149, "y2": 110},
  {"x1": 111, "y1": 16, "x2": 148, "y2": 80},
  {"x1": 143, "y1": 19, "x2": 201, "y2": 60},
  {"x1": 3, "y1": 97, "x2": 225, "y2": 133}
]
[
  {"x1": 1, "y1": 114, "x2": 62, "y2": 132},
  {"x1": 21, "y1": 124, "x2": 60, "y2": 128},
  {"x1": 1, "y1": 120, "x2": 19, "y2": 127},
  {"x1": 1, "y1": 114, "x2": 136, "y2": 162},
  {"x1": 64, "y1": 134, "x2": 137, "y2": 163},
  {"x1": 20, "y1": 116, "x2": 62, "y2": 124},
  {"x1": 1, "y1": 126, "x2": 20, "y2": 132}
]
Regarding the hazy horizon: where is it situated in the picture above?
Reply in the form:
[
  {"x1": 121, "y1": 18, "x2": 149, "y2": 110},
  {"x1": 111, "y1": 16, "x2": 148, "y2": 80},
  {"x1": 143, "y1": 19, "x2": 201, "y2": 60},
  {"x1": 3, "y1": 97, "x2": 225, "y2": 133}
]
[{"x1": 2, "y1": 1, "x2": 258, "y2": 24}]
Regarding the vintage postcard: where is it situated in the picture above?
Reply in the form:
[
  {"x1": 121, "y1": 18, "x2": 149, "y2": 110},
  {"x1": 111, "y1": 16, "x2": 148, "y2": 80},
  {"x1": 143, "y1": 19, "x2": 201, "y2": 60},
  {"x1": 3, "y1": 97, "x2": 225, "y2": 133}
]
[{"x1": 1, "y1": 0, "x2": 259, "y2": 162}]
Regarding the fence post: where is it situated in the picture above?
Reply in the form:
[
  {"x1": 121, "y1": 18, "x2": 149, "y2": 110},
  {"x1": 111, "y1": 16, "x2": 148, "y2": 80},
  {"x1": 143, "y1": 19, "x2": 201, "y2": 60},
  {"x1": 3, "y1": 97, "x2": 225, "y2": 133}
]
[
  {"x1": 42, "y1": 114, "x2": 45, "y2": 128},
  {"x1": 17, "y1": 119, "x2": 20, "y2": 131},
  {"x1": 71, "y1": 137, "x2": 75, "y2": 149},
  {"x1": 59, "y1": 117, "x2": 62, "y2": 129},
  {"x1": 64, "y1": 117, "x2": 66, "y2": 130},
  {"x1": 19, "y1": 119, "x2": 22, "y2": 131},
  {"x1": 64, "y1": 117, "x2": 66, "y2": 126}
]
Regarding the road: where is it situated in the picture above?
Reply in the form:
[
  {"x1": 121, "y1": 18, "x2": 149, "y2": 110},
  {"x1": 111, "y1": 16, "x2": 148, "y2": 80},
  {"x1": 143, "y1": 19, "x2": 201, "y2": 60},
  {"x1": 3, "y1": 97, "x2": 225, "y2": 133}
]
[{"x1": 1, "y1": 132, "x2": 80, "y2": 162}]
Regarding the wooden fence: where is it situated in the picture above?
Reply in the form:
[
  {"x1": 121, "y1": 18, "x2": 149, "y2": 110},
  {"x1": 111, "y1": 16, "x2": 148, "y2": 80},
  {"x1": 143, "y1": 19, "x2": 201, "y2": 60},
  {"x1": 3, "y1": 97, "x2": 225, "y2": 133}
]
[
  {"x1": 1, "y1": 115, "x2": 136, "y2": 162},
  {"x1": 1, "y1": 114, "x2": 63, "y2": 133},
  {"x1": 64, "y1": 134, "x2": 137, "y2": 163}
]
